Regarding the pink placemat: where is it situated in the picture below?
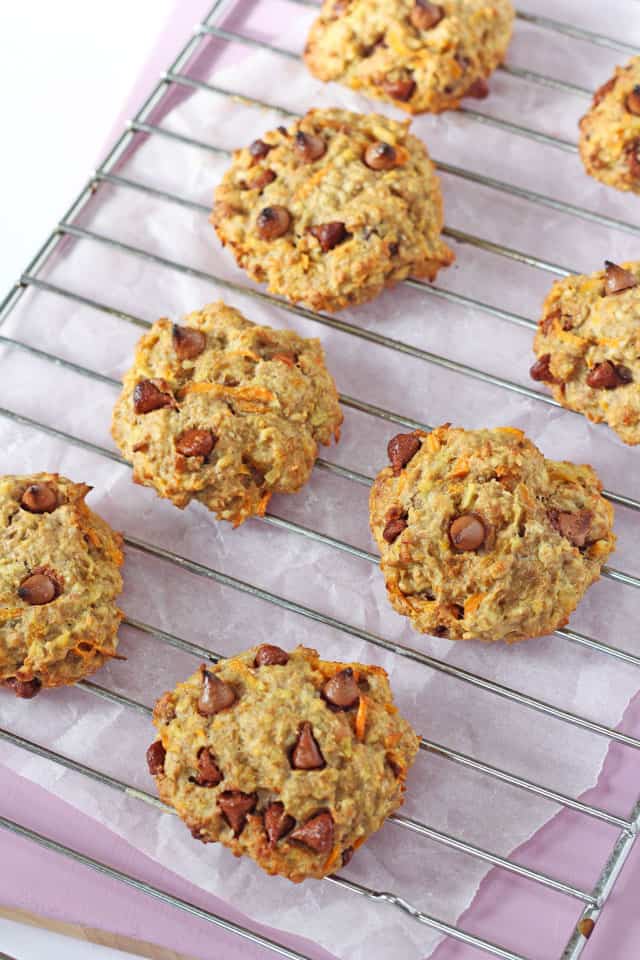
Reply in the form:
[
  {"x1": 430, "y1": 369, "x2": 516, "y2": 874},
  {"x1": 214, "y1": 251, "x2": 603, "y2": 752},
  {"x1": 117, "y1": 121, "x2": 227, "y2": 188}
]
[{"x1": 2, "y1": 2, "x2": 640, "y2": 958}]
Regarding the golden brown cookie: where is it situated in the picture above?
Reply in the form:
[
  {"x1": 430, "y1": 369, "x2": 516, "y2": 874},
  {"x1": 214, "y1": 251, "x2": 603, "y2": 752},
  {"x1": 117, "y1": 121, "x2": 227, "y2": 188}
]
[
  {"x1": 0, "y1": 474, "x2": 124, "y2": 697},
  {"x1": 211, "y1": 107, "x2": 454, "y2": 312},
  {"x1": 148, "y1": 644, "x2": 420, "y2": 882},
  {"x1": 111, "y1": 302, "x2": 342, "y2": 525},
  {"x1": 579, "y1": 56, "x2": 640, "y2": 193},
  {"x1": 369, "y1": 425, "x2": 615, "y2": 644},
  {"x1": 304, "y1": 0, "x2": 515, "y2": 115},
  {"x1": 530, "y1": 261, "x2": 640, "y2": 445}
]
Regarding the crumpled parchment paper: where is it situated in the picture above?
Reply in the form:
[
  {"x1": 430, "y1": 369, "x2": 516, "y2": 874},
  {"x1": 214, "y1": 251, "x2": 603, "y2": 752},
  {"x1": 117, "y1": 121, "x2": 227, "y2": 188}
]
[{"x1": 1, "y1": 0, "x2": 640, "y2": 957}]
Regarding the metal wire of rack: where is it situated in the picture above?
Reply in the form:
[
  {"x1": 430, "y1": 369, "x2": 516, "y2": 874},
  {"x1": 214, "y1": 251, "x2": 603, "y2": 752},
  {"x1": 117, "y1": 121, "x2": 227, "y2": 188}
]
[{"x1": 1, "y1": 2, "x2": 639, "y2": 959}]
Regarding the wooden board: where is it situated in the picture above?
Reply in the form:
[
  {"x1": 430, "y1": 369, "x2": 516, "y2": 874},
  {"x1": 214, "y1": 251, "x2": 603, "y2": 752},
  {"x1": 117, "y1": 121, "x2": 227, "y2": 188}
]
[{"x1": 0, "y1": 907, "x2": 196, "y2": 960}]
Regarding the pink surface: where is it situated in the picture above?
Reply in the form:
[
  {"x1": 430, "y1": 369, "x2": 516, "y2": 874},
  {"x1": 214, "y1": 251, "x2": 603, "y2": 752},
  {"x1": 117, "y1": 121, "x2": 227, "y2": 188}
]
[{"x1": 2, "y1": 2, "x2": 640, "y2": 958}]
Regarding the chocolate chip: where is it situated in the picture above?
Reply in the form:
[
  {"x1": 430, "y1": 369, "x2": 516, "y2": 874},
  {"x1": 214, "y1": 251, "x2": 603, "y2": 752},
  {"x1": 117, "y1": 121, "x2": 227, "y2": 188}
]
[
  {"x1": 196, "y1": 748, "x2": 223, "y2": 786},
  {"x1": 604, "y1": 260, "x2": 638, "y2": 295},
  {"x1": 249, "y1": 139, "x2": 272, "y2": 160},
  {"x1": 449, "y1": 514, "x2": 486, "y2": 552},
  {"x1": 530, "y1": 354, "x2": 556, "y2": 383},
  {"x1": 5, "y1": 677, "x2": 42, "y2": 699},
  {"x1": 291, "y1": 722, "x2": 325, "y2": 770},
  {"x1": 20, "y1": 483, "x2": 58, "y2": 514},
  {"x1": 248, "y1": 169, "x2": 276, "y2": 191},
  {"x1": 549, "y1": 509, "x2": 592, "y2": 548},
  {"x1": 175, "y1": 428, "x2": 216, "y2": 458},
  {"x1": 294, "y1": 131, "x2": 327, "y2": 163},
  {"x1": 309, "y1": 222, "x2": 348, "y2": 252},
  {"x1": 626, "y1": 85, "x2": 640, "y2": 116},
  {"x1": 146, "y1": 741, "x2": 166, "y2": 776},
  {"x1": 341, "y1": 847, "x2": 354, "y2": 867},
  {"x1": 264, "y1": 801, "x2": 295, "y2": 847},
  {"x1": 464, "y1": 77, "x2": 490, "y2": 99},
  {"x1": 172, "y1": 324, "x2": 206, "y2": 360},
  {"x1": 364, "y1": 142, "x2": 398, "y2": 171},
  {"x1": 382, "y1": 77, "x2": 416, "y2": 102},
  {"x1": 197, "y1": 667, "x2": 236, "y2": 716},
  {"x1": 593, "y1": 76, "x2": 616, "y2": 106},
  {"x1": 586, "y1": 360, "x2": 625, "y2": 390},
  {"x1": 254, "y1": 644, "x2": 289, "y2": 667},
  {"x1": 388, "y1": 242, "x2": 399, "y2": 256},
  {"x1": 410, "y1": 1, "x2": 444, "y2": 30},
  {"x1": 133, "y1": 379, "x2": 175, "y2": 415},
  {"x1": 256, "y1": 206, "x2": 291, "y2": 240},
  {"x1": 322, "y1": 668, "x2": 360, "y2": 709},
  {"x1": 18, "y1": 571, "x2": 60, "y2": 605},
  {"x1": 387, "y1": 432, "x2": 421, "y2": 474},
  {"x1": 218, "y1": 790, "x2": 257, "y2": 836},
  {"x1": 626, "y1": 139, "x2": 640, "y2": 179},
  {"x1": 616, "y1": 365, "x2": 633, "y2": 384},
  {"x1": 383, "y1": 516, "x2": 407, "y2": 543},
  {"x1": 289, "y1": 812, "x2": 335, "y2": 854}
]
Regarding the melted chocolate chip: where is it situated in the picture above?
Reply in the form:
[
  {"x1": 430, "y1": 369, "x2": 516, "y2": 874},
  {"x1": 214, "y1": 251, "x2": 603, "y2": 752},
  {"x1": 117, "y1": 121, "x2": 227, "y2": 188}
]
[
  {"x1": 586, "y1": 360, "x2": 628, "y2": 390},
  {"x1": 197, "y1": 668, "x2": 236, "y2": 716},
  {"x1": 289, "y1": 812, "x2": 335, "y2": 854},
  {"x1": 20, "y1": 483, "x2": 58, "y2": 514},
  {"x1": 133, "y1": 379, "x2": 175, "y2": 415},
  {"x1": 218, "y1": 790, "x2": 257, "y2": 836},
  {"x1": 291, "y1": 722, "x2": 325, "y2": 770},
  {"x1": 256, "y1": 206, "x2": 291, "y2": 240},
  {"x1": 341, "y1": 846, "x2": 354, "y2": 867},
  {"x1": 254, "y1": 644, "x2": 289, "y2": 667},
  {"x1": 196, "y1": 748, "x2": 223, "y2": 786},
  {"x1": 264, "y1": 801, "x2": 295, "y2": 847},
  {"x1": 294, "y1": 131, "x2": 327, "y2": 163},
  {"x1": 248, "y1": 169, "x2": 276, "y2": 191},
  {"x1": 172, "y1": 324, "x2": 206, "y2": 360},
  {"x1": 249, "y1": 139, "x2": 272, "y2": 160},
  {"x1": 383, "y1": 516, "x2": 407, "y2": 543},
  {"x1": 410, "y1": 1, "x2": 444, "y2": 31},
  {"x1": 626, "y1": 85, "x2": 640, "y2": 116},
  {"x1": 387, "y1": 432, "x2": 421, "y2": 474},
  {"x1": 175, "y1": 428, "x2": 216, "y2": 458},
  {"x1": 449, "y1": 515, "x2": 486, "y2": 552},
  {"x1": 530, "y1": 354, "x2": 556, "y2": 383},
  {"x1": 626, "y1": 139, "x2": 640, "y2": 179},
  {"x1": 549, "y1": 509, "x2": 593, "y2": 548},
  {"x1": 604, "y1": 260, "x2": 638, "y2": 295},
  {"x1": 322, "y1": 668, "x2": 360, "y2": 709},
  {"x1": 146, "y1": 741, "x2": 166, "y2": 776},
  {"x1": 18, "y1": 571, "x2": 61, "y2": 605},
  {"x1": 5, "y1": 677, "x2": 42, "y2": 699},
  {"x1": 382, "y1": 76, "x2": 416, "y2": 102},
  {"x1": 309, "y1": 221, "x2": 348, "y2": 252},
  {"x1": 464, "y1": 77, "x2": 490, "y2": 99},
  {"x1": 364, "y1": 142, "x2": 398, "y2": 171}
]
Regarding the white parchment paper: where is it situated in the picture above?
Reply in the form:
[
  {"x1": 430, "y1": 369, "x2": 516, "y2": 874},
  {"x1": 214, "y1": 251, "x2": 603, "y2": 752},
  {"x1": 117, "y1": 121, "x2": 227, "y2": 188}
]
[{"x1": 1, "y1": 1, "x2": 640, "y2": 957}]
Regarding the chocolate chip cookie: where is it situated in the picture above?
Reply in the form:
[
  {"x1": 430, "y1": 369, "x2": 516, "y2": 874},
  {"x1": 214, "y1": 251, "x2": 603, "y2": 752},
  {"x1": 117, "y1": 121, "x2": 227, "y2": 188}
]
[
  {"x1": 530, "y1": 261, "x2": 640, "y2": 445},
  {"x1": 211, "y1": 108, "x2": 454, "y2": 312},
  {"x1": 111, "y1": 302, "x2": 342, "y2": 525},
  {"x1": 579, "y1": 57, "x2": 640, "y2": 193},
  {"x1": 304, "y1": 1, "x2": 515, "y2": 115},
  {"x1": 0, "y1": 474, "x2": 124, "y2": 697},
  {"x1": 148, "y1": 644, "x2": 420, "y2": 882},
  {"x1": 369, "y1": 425, "x2": 615, "y2": 644}
]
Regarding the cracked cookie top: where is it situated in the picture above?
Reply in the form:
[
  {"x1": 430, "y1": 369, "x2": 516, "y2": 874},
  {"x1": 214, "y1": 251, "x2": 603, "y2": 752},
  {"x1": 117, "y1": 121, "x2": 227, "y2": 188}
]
[
  {"x1": 148, "y1": 644, "x2": 420, "y2": 882},
  {"x1": 212, "y1": 107, "x2": 454, "y2": 312},
  {"x1": 0, "y1": 473, "x2": 123, "y2": 696},
  {"x1": 369, "y1": 425, "x2": 615, "y2": 644},
  {"x1": 304, "y1": 0, "x2": 514, "y2": 115},
  {"x1": 111, "y1": 301, "x2": 342, "y2": 525}
]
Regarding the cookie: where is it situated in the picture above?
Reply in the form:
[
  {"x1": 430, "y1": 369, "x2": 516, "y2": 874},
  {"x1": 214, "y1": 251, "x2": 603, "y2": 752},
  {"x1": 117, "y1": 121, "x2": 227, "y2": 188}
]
[
  {"x1": 579, "y1": 57, "x2": 640, "y2": 193},
  {"x1": 0, "y1": 474, "x2": 124, "y2": 697},
  {"x1": 148, "y1": 644, "x2": 420, "y2": 882},
  {"x1": 530, "y1": 261, "x2": 640, "y2": 445},
  {"x1": 211, "y1": 107, "x2": 454, "y2": 312},
  {"x1": 304, "y1": 1, "x2": 515, "y2": 115},
  {"x1": 111, "y1": 302, "x2": 343, "y2": 525},
  {"x1": 369, "y1": 425, "x2": 615, "y2": 644}
]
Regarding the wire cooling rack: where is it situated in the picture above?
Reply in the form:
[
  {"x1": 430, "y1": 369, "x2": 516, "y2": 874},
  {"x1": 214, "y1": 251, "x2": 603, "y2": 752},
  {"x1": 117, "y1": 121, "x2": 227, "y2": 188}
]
[{"x1": 1, "y1": 2, "x2": 640, "y2": 958}]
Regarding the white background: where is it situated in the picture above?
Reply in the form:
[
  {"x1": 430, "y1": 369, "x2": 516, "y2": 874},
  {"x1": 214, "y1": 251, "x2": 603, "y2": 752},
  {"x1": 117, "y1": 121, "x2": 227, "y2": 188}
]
[{"x1": 0, "y1": 0, "x2": 175, "y2": 293}]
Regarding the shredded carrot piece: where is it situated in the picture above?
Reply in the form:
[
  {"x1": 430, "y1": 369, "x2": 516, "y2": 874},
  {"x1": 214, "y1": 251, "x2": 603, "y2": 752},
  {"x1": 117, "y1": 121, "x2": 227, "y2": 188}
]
[
  {"x1": 323, "y1": 843, "x2": 343, "y2": 873},
  {"x1": 0, "y1": 607, "x2": 24, "y2": 623},
  {"x1": 355, "y1": 695, "x2": 368, "y2": 742},
  {"x1": 496, "y1": 427, "x2": 524, "y2": 438},
  {"x1": 426, "y1": 434, "x2": 441, "y2": 454},
  {"x1": 449, "y1": 457, "x2": 470, "y2": 479},
  {"x1": 178, "y1": 382, "x2": 275, "y2": 411},
  {"x1": 272, "y1": 353, "x2": 295, "y2": 367},
  {"x1": 464, "y1": 593, "x2": 486, "y2": 616}
]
